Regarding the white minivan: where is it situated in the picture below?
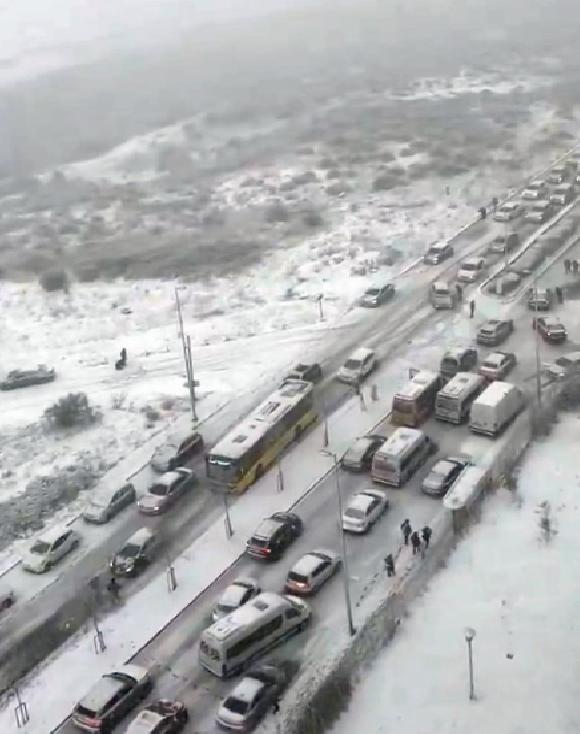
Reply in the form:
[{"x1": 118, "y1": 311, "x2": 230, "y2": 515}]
[
  {"x1": 469, "y1": 381, "x2": 524, "y2": 437},
  {"x1": 457, "y1": 257, "x2": 486, "y2": 283},
  {"x1": 335, "y1": 347, "x2": 377, "y2": 385}
]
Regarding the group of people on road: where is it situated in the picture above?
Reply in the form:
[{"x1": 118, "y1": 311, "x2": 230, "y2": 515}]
[
  {"x1": 564, "y1": 259, "x2": 579, "y2": 275},
  {"x1": 384, "y1": 520, "x2": 432, "y2": 577}
]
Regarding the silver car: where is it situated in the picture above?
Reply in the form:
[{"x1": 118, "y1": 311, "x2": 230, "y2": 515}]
[
  {"x1": 212, "y1": 578, "x2": 261, "y2": 622},
  {"x1": 422, "y1": 458, "x2": 467, "y2": 498},
  {"x1": 22, "y1": 526, "x2": 80, "y2": 573},
  {"x1": 342, "y1": 490, "x2": 388, "y2": 533},
  {"x1": 285, "y1": 549, "x2": 341, "y2": 595},
  {"x1": 82, "y1": 482, "x2": 136, "y2": 524},
  {"x1": 137, "y1": 468, "x2": 194, "y2": 515},
  {"x1": 216, "y1": 665, "x2": 288, "y2": 731}
]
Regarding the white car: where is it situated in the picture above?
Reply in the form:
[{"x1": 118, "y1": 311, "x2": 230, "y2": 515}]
[
  {"x1": 212, "y1": 578, "x2": 262, "y2": 622},
  {"x1": 545, "y1": 352, "x2": 580, "y2": 380},
  {"x1": 457, "y1": 257, "x2": 485, "y2": 283},
  {"x1": 342, "y1": 490, "x2": 388, "y2": 533},
  {"x1": 521, "y1": 180, "x2": 548, "y2": 200},
  {"x1": 335, "y1": 347, "x2": 377, "y2": 385},
  {"x1": 22, "y1": 526, "x2": 80, "y2": 573},
  {"x1": 284, "y1": 549, "x2": 341, "y2": 595},
  {"x1": 493, "y1": 202, "x2": 523, "y2": 222}
]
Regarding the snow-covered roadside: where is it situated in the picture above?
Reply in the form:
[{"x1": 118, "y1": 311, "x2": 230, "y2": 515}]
[{"x1": 329, "y1": 413, "x2": 580, "y2": 734}]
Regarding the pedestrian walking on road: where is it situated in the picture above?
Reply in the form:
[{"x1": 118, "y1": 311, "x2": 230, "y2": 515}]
[
  {"x1": 479, "y1": 206, "x2": 487, "y2": 220},
  {"x1": 422, "y1": 526, "x2": 432, "y2": 549},
  {"x1": 401, "y1": 519, "x2": 412, "y2": 546},
  {"x1": 107, "y1": 576, "x2": 121, "y2": 603},
  {"x1": 455, "y1": 283, "x2": 463, "y2": 301},
  {"x1": 573, "y1": 260, "x2": 579, "y2": 274},
  {"x1": 556, "y1": 286, "x2": 563, "y2": 304},
  {"x1": 565, "y1": 259, "x2": 571, "y2": 274},
  {"x1": 491, "y1": 196, "x2": 498, "y2": 212},
  {"x1": 469, "y1": 299, "x2": 475, "y2": 319},
  {"x1": 272, "y1": 698, "x2": 280, "y2": 715},
  {"x1": 385, "y1": 554, "x2": 395, "y2": 577},
  {"x1": 411, "y1": 531, "x2": 421, "y2": 555}
]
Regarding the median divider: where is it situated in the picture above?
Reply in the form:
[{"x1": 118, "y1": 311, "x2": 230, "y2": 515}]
[{"x1": 270, "y1": 386, "x2": 562, "y2": 734}]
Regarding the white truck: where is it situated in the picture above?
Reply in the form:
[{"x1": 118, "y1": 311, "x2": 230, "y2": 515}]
[
  {"x1": 429, "y1": 281, "x2": 456, "y2": 310},
  {"x1": 469, "y1": 381, "x2": 524, "y2": 437}
]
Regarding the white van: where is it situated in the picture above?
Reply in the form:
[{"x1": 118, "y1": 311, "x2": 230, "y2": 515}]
[
  {"x1": 371, "y1": 427, "x2": 435, "y2": 487},
  {"x1": 457, "y1": 257, "x2": 485, "y2": 283},
  {"x1": 469, "y1": 381, "x2": 524, "y2": 437},
  {"x1": 429, "y1": 281, "x2": 456, "y2": 310},
  {"x1": 335, "y1": 347, "x2": 377, "y2": 385},
  {"x1": 199, "y1": 592, "x2": 310, "y2": 678}
]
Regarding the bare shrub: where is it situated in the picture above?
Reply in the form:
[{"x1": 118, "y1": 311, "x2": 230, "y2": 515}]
[
  {"x1": 39, "y1": 269, "x2": 70, "y2": 293},
  {"x1": 44, "y1": 393, "x2": 99, "y2": 430}
]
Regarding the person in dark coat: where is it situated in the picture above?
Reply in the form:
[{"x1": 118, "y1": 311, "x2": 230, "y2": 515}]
[
  {"x1": 555, "y1": 286, "x2": 563, "y2": 304},
  {"x1": 272, "y1": 699, "x2": 280, "y2": 714},
  {"x1": 479, "y1": 206, "x2": 487, "y2": 219},
  {"x1": 107, "y1": 576, "x2": 120, "y2": 602},
  {"x1": 491, "y1": 197, "x2": 498, "y2": 212},
  {"x1": 565, "y1": 259, "x2": 571, "y2": 274},
  {"x1": 400, "y1": 519, "x2": 412, "y2": 545},
  {"x1": 469, "y1": 299, "x2": 475, "y2": 318},
  {"x1": 573, "y1": 260, "x2": 579, "y2": 274},
  {"x1": 455, "y1": 283, "x2": 463, "y2": 301},
  {"x1": 384, "y1": 554, "x2": 395, "y2": 577},
  {"x1": 120, "y1": 347, "x2": 127, "y2": 365},
  {"x1": 422, "y1": 526, "x2": 432, "y2": 549},
  {"x1": 410, "y1": 531, "x2": 421, "y2": 555}
]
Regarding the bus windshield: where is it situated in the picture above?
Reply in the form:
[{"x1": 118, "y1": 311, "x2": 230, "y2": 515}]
[
  {"x1": 392, "y1": 397, "x2": 413, "y2": 413},
  {"x1": 206, "y1": 455, "x2": 239, "y2": 483}
]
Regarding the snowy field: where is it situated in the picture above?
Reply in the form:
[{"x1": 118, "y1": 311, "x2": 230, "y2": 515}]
[{"x1": 331, "y1": 413, "x2": 580, "y2": 734}]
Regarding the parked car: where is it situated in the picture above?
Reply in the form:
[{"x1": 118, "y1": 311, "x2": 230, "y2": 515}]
[
  {"x1": 284, "y1": 549, "x2": 341, "y2": 595},
  {"x1": 342, "y1": 490, "x2": 388, "y2": 533},
  {"x1": 284, "y1": 363, "x2": 323, "y2": 383},
  {"x1": 545, "y1": 352, "x2": 580, "y2": 380},
  {"x1": 111, "y1": 528, "x2": 156, "y2": 578},
  {"x1": 0, "y1": 365, "x2": 56, "y2": 390},
  {"x1": 547, "y1": 165, "x2": 568, "y2": 185},
  {"x1": 476, "y1": 319, "x2": 514, "y2": 346},
  {"x1": 216, "y1": 664, "x2": 288, "y2": 732},
  {"x1": 488, "y1": 232, "x2": 520, "y2": 255},
  {"x1": 359, "y1": 283, "x2": 396, "y2": 307},
  {"x1": 150, "y1": 432, "x2": 203, "y2": 473},
  {"x1": 22, "y1": 526, "x2": 80, "y2": 573},
  {"x1": 535, "y1": 316, "x2": 567, "y2": 344},
  {"x1": 456, "y1": 257, "x2": 486, "y2": 283},
  {"x1": 550, "y1": 183, "x2": 576, "y2": 206},
  {"x1": 521, "y1": 180, "x2": 548, "y2": 200},
  {"x1": 528, "y1": 287, "x2": 553, "y2": 311},
  {"x1": 126, "y1": 700, "x2": 189, "y2": 734},
  {"x1": 0, "y1": 588, "x2": 15, "y2": 612},
  {"x1": 429, "y1": 281, "x2": 456, "y2": 310},
  {"x1": 478, "y1": 352, "x2": 517, "y2": 382},
  {"x1": 335, "y1": 347, "x2": 377, "y2": 385},
  {"x1": 524, "y1": 200, "x2": 553, "y2": 224},
  {"x1": 72, "y1": 664, "x2": 153, "y2": 733},
  {"x1": 493, "y1": 202, "x2": 523, "y2": 222},
  {"x1": 439, "y1": 346, "x2": 478, "y2": 382},
  {"x1": 246, "y1": 512, "x2": 303, "y2": 560},
  {"x1": 82, "y1": 481, "x2": 136, "y2": 524},
  {"x1": 137, "y1": 468, "x2": 195, "y2": 515},
  {"x1": 212, "y1": 578, "x2": 262, "y2": 622},
  {"x1": 421, "y1": 457, "x2": 467, "y2": 497},
  {"x1": 340, "y1": 435, "x2": 385, "y2": 472},
  {"x1": 423, "y1": 241, "x2": 454, "y2": 265}
]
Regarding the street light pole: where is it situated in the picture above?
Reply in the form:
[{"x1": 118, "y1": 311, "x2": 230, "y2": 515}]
[
  {"x1": 464, "y1": 627, "x2": 476, "y2": 701},
  {"x1": 324, "y1": 450, "x2": 355, "y2": 637},
  {"x1": 533, "y1": 279, "x2": 543, "y2": 409}
]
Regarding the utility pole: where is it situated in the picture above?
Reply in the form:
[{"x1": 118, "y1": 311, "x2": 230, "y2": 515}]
[
  {"x1": 464, "y1": 627, "x2": 476, "y2": 700},
  {"x1": 533, "y1": 280, "x2": 543, "y2": 408},
  {"x1": 186, "y1": 335, "x2": 197, "y2": 423}
]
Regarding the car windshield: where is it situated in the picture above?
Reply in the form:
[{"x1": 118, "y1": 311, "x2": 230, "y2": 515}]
[
  {"x1": 149, "y1": 483, "x2": 169, "y2": 497},
  {"x1": 119, "y1": 543, "x2": 140, "y2": 559},
  {"x1": 555, "y1": 357, "x2": 572, "y2": 367},
  {"x1": 30, "y1": 540, "x2": 50, "y2": 554},
  {"x1": 345, "y1": 507, "x2": 366, "y2": 519},
  {"x1": 461, "y1": 262, "x2": 478, "y2": 271},
  {"x1": 366, "y1": 288, "x2": 380, "y2": 296},
  {"x1": 224, "y1": 697, "x2": 249, "y2": 715},
  {"x1": 217, "y1": 602, "x2": 236, "y2": 613},
  {"x1": 434, "y1": 287, "x2": 449, "y2": 295},
  {"x1": 345, "y1": 441, "x2": 368, "y2": 461},
  {"x1": 431, "y1": 461, "x2": 454, "y2": 477},
  {"x1": 154, "y1": 444, "x2": 176, "y2": 458},
  {"x1": 343, "y1": 359, "x2": 361, "y2": 370},
  {"x1": 288, "y1": 571, "x2": 309, "y2": 583}
]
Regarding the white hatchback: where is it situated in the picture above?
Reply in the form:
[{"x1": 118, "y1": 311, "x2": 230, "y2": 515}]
[
  {"x1": 285, "y1": 549, "x2": 341, "y2": 595},
  {"x1": 22, "y1": 526, "x2": 80, "y2": 573},
  {"x1": 342, "y1": 490, "x2": 388, "y2": 533},
  {"x1": 335, "y1": 347, "x2": 377, "y2": 385}
]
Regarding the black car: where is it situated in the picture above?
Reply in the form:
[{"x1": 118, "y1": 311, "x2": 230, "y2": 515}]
[
  {"x1": 535, "y1": 316, "x2": 567, "y2": 344},
  {"x1": 340, "y1": 435, "x2": 385, "y2": 472},
  {"x1": 72, "y1": 665, "x2": 153, "y2": 733},
  {"x1": 216, "y1": 664, "x2": 288, "y2": 731},
  {"x1": 476, "y1": 319, "x2": 514, "y2": 346},
  {"x1": 285, "y1": 363, "x2": 323, "y2": 383},
  {"x1": 421, "y1": 457, "x2": 467, "y2": 497},
  {"x1": 126, "y1": 700, "x2": 189, "y2": 733},
  {"x1": 0, "y1": 366, "x2": 56, "y2": 390},
  {"x1": 150, "y1": 432, "x2": 204, "y2": 473},
  {"x1": 246, "y1": 512, "x2": 303, "y2": 560}
]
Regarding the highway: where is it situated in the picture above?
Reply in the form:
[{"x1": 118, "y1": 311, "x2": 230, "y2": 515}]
[{"x1": 6, "y1": 149, "x2": 580, "y2": 717}]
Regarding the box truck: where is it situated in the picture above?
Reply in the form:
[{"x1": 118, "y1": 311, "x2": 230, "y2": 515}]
[{"x1": 469, "y1": 381, "x2": 524, "y2": 437}]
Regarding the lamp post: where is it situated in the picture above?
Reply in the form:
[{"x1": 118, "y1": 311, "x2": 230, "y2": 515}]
[
  {"x1": 464, "y1": 627, "x2": 476, "y2": 701},
  {"x1": 322, "y1": 449, "x2": 355, "y2": 637},
  {"x1": 532, "y1": 279, "x2": 543, "y2": 409}
]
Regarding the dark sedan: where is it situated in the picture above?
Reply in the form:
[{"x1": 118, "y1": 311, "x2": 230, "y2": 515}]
[
  {"x1": 535, "y1": 316, "x2": 567, "y2": 344},
  {"x1": 359, "y1": 284, "x2": 396, "y2": 307},
  {"x1": 421, "y1": 458, "x2": 467, "y2": 497},
  {"x1": 340, "y1": 435, "x2": 385, "y2": 472},
  {"x1": 246, "y1": 512, "x2": 303, "y2": 561},
  {"x1": 476, "y1": 319, "x2": 514, "y2": 346},
  {"x1": 150, "y1": 432, "x2": 204, "y2": 473},
  {"x1": 285, "y1": 363, "x2": 323, "y2": 383}
]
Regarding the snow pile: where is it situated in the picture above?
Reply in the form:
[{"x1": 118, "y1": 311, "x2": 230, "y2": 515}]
[{"x1": 330, "y1": 414, "x2": 580, "y2": 734}]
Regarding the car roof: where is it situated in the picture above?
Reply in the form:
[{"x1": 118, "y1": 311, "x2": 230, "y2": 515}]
[
  {"x1": 123, "y1": 527, "x2": 154, "y2": 547},
  {"x1": 253, "y1": 517, "x2": 283, "y2": 539},
  {"x1": 126, "y1": 710, "x2": 164, "y2": 733},
  {"x1": 482, "y1": 352, "x2": 506, "y2": 366},
  {"x1": 229, "y1": 676, "x2": 264, "y2": 703},
  {"x1": 543, "y1": 316, "x2": 563, "y2": 325},
  {"x1": 79, "y1": 676, "x2": 126, "y2": 711},
  {"x1": 349, "y1": 347, "x2": 374, "y2": 360},
  {"x1": 36, "y1": 525, "x2": 72, "y2": 544},
  {"x1": 348, "y1": 492, "x2": 380, "y2": 512},
  {"x1": 291, "y1": 551, "x2": 333, "y2": 576},
  {"x1": 220, "y1": 582, "x2": 252, "y2": 607},
  {"x1": 152, "y1": 471, "x2": 181, "y2": 487},
  {"x1": 430, "y1": 241, "x2": 449, "y2": 250},
  {"x1": 431, "y1": 459, "x2": 459, "y2": 474}
]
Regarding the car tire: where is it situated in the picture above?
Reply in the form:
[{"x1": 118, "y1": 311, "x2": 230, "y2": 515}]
[{"x1": 2, "y1": 597, "x2": 13, "y2": 610}]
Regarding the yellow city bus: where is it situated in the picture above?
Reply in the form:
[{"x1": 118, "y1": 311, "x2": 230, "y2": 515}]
[
  {"x1": 391, "y1": 369, "x2": 442, "y2": 428},
  {"x1": 205, "y1": 379, "x2": 318, "y2": 493}
]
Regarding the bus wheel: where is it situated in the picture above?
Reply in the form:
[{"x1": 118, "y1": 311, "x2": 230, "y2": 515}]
[{"x1": 255, "y1": 465, "x2": 263, "y2": 481}]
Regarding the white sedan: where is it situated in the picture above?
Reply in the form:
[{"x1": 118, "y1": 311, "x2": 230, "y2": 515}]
[
  {"x1": 212, "y1": 578, "x2": 261, "y2": 622},
  {"x1": 284, "y1": 549, "x2": 341, "y2": 595},
  {"x1": 342, "y1": 490, "x2": 388, "y2": 533}
]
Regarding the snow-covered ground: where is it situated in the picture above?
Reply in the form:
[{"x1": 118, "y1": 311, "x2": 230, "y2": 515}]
[{"x1": 330, "y1": 413, "x2": 580, "y2": 734}]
